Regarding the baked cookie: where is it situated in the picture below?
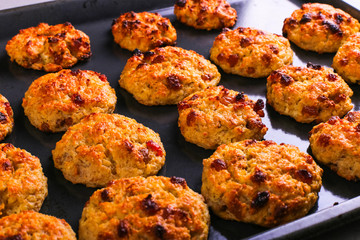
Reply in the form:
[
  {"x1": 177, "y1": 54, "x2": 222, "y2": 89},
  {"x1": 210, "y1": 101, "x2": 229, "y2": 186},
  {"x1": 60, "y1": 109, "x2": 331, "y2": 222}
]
[
  {"x1": 112, "y1": 11, "x2": 177, "y2": 52},
  {"x1": 201, "y1": 140, "x2": 323, "y2": 227},
  {"x1": 210, "y1": 27, "x2": 293, "y2": 78},
  {"x1": 79, "y1": 176, "x2": 210, "y2": 240},
  {"x1": 174, "y1": 0, "x2": 237, "y2": 30},
  {"x1": 0, "y1": 211, "x2": 76, "y2": 239},
  {"x1": 333, "y1": 33, "x2": 360, "y2": 84},
  {"x1": 22, "y1": 69, "x2": 116, "y2": 132},
  {"x1": 178, "y1": 85, "x2": 267, "y2": 149},
  {"x1": 119, "y1": 46, "x2": 221, "y2": 105},
  {"x1": 6, "y1": 22, "x2": 91, "y2": 72},
  {"x1": 0, "y1": 143, "x2": 47, "y2": 217},
  {"x1": 283, "y1": 3, "x2": 360, "y2": 53},
  {"x1": 0, "y1": 94, "x2": 14, "y2": 141},
  {"x1": 266, "y1": 63, "x2": 353, "y2": 123},
  {"x1": 52, "y1": 113, "x2": 166, "y2": 187},
  {"x1": 309, "y1": 112, "x2": 360, "y2": 181}
]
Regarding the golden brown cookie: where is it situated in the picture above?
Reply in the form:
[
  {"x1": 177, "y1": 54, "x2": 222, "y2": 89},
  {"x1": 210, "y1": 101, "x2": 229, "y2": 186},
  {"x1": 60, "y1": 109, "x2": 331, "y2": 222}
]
[
  {"x1": 112, "y1": 11, "x2": 177, "y2": 52},
  {"x1": 178, "y1": 85, "x2": 267, "y2": 149},
  {"x1": 52, "y1": 113, "x2": 166, "y2": 188},
  {"x1": 6, "y1": 22, "x2": 91, "y2": 72},
  {"x1": 0, "y1": 211, "x2": 76, "y2": 239},
  {"x1": 210, "y1": 27, "x2": 293, "y2": 78},
  {"x1": 22, "y1": 69, "x2": 116, "y2": 132},
  {"x1": 201, "y1": 140, "x2": 323, "y2": 227},
  {"x1": 0, "y1": 143, "x2": 47, "y2": 217},
  {"x1": 309, "y1": 112, "x2": 360, "y2": 181},
  {"x1": 79, "y1": 176, "x2": 210, "y2": 240},
  {"x1": 119, "y1": 46, "x2": 221, "y2": 105},
  {"x1": 266, "y1": 63, "x2": 353, "y2": 123},
  {"x1": 283, "y1": 3, "x2": 360, "y2": 53},
  {"x1": 174, "y1": 0, "x2": 237, "y2": 30},
  {"x1": 333, "y1": 33, "x2": 360, "y2": 84},
  {"x1": 0, "y1": 94, "x2": 14, "y2": 142}
]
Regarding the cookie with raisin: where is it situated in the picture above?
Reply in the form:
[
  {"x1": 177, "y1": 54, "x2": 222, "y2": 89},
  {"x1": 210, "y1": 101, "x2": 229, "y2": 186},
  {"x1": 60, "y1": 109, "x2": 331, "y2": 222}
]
[
  {"x1": 52, "y1": 113, "x2": 166, "y2": 187},
  {"x1": 266, "y1": 63, "x2": 353, "y2": 123},
  {"x1": 201, "y1": 140, "x2": 323, "y2": 227},
  {"x1": 119, "y1": 46, "x2": 220, "y2": 105},
  {"x1": 0, "y1": 94, "x2": 13, "y2": 141},
  {"x1": 22, "y1": 69, "x2": 116, "y2": 132},
  {"x1": 79, "y1": 176, "x2": 210, "y2": 240},
  {"x1": 174, "y1": 0, "x2": 237, "y2": 30},
  {"x1": 112, "y1": 11, "x2": 177, "y2": 52},
  {"x1": 6, "y1": 22, "x2": 91, "y2": 72},
  {"x1": 178, "y1": 85, "x2": 267, "y2": 149},
  {"x1": 309, "y1": 112, "x2": 360, "y2": 181},
  {"x1": 210, "y1": 27, "x2": 293, "y2": 78},
  {"x1": 283, "y1": 3, "x2": 360, "y2": 53}
]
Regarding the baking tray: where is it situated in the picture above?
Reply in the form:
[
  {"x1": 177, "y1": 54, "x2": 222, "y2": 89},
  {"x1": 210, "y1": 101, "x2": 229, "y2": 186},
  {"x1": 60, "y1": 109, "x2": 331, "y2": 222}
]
[{"x1": 1, "y1": 0, "x2": 360, "y2": 239}]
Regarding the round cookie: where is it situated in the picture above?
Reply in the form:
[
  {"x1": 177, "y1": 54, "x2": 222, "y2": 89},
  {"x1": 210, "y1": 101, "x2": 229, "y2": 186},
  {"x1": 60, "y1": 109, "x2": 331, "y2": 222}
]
[
  {"x1": 22, "y1": 69, "x2": 117, "y2": 132},
  {"x1": 0, "y1": 211, "x2": 76, "y2": 239},
  {"x1": 309, "y1": 112, "x2": 360, "y2": 181},
  {"x1": 174, "y1": 0, "x2": 237, "y2": 30},
  {"x1": 0, "y1": 94, "x2": 14, "y2": 141},
  {"x1": 283, "y1": 3, "x2": 360, "y2": 53},
  {"x1": 0, "y1": 143, "x2": 47, "y2": 217},
  {"x1": 119, "y1": 46, "x2": 221, "y2": 105},
  {"x1": 79, "y1": 176, "x2": 210, "y2": 240},
  {"x1": 112, "y1": 11, "x2": 177, "y2": 52},
  {"x1": 210, "y1": 27, "x2": 293, "y2": 78},
  {"x1": 6, "y1": 22, "x2": 91, "y2": 72},
  {"x1": 266, "y1": 63, "x2": 353, "y2": 123},
  {"x1": 201, "y1": 140, "x2": 323, "y2": 227},
  {"x1": 52, "y1": 113, "x2": 166, "y2": 188},
  {"x1": 333, "y1": 33, "x2": 360, "y2": 84},
  {"x1": 178, "y1": 85, "x2": 267, "y2": 149}
]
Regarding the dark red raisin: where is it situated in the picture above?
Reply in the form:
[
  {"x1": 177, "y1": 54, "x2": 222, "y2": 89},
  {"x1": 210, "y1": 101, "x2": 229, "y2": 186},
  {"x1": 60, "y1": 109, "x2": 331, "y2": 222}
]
[
  {"x1": 170, "y1": 176, "x2": 186, "y2": 187},
  {"x1": 48, "y1": 37, "x2": 59, "y2": 43},
  {"x1": 175, "y1": 0, "x2": 186, "y2": 7},
  {"x1": 117, "y1": 220, "x2": 129, "y2": 238},
  {"x1": 72, "y1": 94, "x2": 84, "y2": 105},
  {"x1": 189, "y1": 94, "x2": 199, "y2": 101},
  {"x1": 317, "y1": 95, "x2": 327, "y2": 102},
  {"x1": 100, "y1": 189, "x2": 111, "y2": 202},
  {"x1": 296, "y1": 169, "x2": 313, "y2": 184},
  {"x1": 217, "y1": 53, "x2": 226, "y2": 62},
  {"x1": 228, "y1": 54, "x2": 239, "y2": 67},
  {"x1": 177, "y1": 102, "x2": 191, "y2": 111},
  {"x1": 235, "y1": 92, "x2": 245, "y2": 102},
  {"x1": 124, "y1": 140, "x2": 134, "y2": 152},
  {"x1": 346, "y1": 112, "x2": 357, "y2": 122},
  {"x1": 2, "y1": 160, "x2": 12, "y2": 171},
  {"x1": 5, "y1": 235, "x2": 23, "y2": 240},
  {"x1": 287, "y1": 18, "x2": 298, "y2": 27},
  {"x1": 302, "y1": 106, "x2": 318, "y2": 116},
  {"x1": 240, "y1": 37, "x2": 252, "y2": 48},
  {"x1": 300, "y1": 13, "x2": 312, "y2": 24},
  {"x1": 151, "y1": 55, "x2": 165, "y2": 64},
  {"x1": 322, "y1": 20, "x2": 342, "y2": 35},
  {"x1": 154, "y1": 224, "x2": 166, "y2": 239},
  {"x1": 246, "y1": 119, "x2": 265, "y2": 130},
  {"x1": 339, "y1": 58, "x2": 348, "y2": 66},
  {"x1": 328, "y1": 116, "x2": 339, "y2": 125},
  {"x1": 269, "y1": 45, "x2": 279, "y2": 54},
  {"x1": 143, "y1": 51, "x2": 155, "y2": 59},
  {"x1": 139, "y1": 148, "x2": 150, "y2": 164},
  {"x1": 334, "y1": 13, "x2": 344, "y2": 24},
  {"x1": 261, "y1": 53, "x2": 272, "y2": 66},
  {"x1": 141, "y1": 194, "x2": 159, "y2": 215},
  {"x1": 251, "y1": 191, "x2": 270, "y2": 208},
  {"x1": 355, "y1": 124, "x2": 360, "y2": 132},
  {"x1": 201, "y1": 74, "x2": 212, "y2": 81},
  {"x1": 318, "y1": 133, "x2": 331, "y2": 147},
  {"x1": 254, "y1": 99, "x2": 264, "y2": 112},
  {"x1": 328, "y1": 73, "x2": 337, "y2": 81},
  {"x1": 280, "y1": 73, "x2": 293, "y2": 86},
  {"x1": 0, "y1": 112, "x2": 7, "y2": 123},
  {"x1": 132, "y1": 48, "x2": 142, "y2": 56},
  {"x1": 186, "y1": 110, "x2": 197, "y2": 126},
  {"x1": 251, "y1": 169, "x2": 266, "y2": 183},
  {"x1": 146, "y1": 140, "x2": 163, "y2": 157},
  {"x1": 166, "y1": 75, "x2": 182, "y2": 90},
  {"x1": 307, "y1": 62, "x2": 322, "y2": 70},
  {"x1": 210, "y1": 159, "x2": 227, "y2": 171}
]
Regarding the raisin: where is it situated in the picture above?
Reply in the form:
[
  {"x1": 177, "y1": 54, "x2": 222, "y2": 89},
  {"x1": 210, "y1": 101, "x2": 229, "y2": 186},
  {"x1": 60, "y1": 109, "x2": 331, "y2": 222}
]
[
  {"x1": 334, "y1": 13, "x2": 344, "y2": 24},
  {"x1": 235, "y1": 92, "x2": 245, "y2": 102},
  {"x1": 210, "y1": 159, "x2": 227, "y2": 171},
  {"x1": 170, "y1": 176, "x2": 186, "y2": 187},
  {"x1": 355, "y1": 124, "x2": 360, "y2": 132},
  {"x1": 305, "y1": 155, "x2": 313, "y2": 164},
  {"x1": 186, "y1": 111, "x2": 197, "y2": 126},
  {"x1": 5, "y1": 235, "x2": 23, "y2": 240},
  {"x1": 141, "y1": 194, "x2": 159, "y2": 215},
  {"x1": 117, "y1": 220, "x2": 129, "y2": 238},
  {"x1": 247, "y1": 67, "x2": 255, "y2": 74},
  {"x1": 269, "y1": 45, "x2": 279, "y2": 54},
  {"x1": 217, "y1": 53, "x2": 225, "y2": 61},
  {"x1": 287, "y1": 18, "x2": 298, "y2": 27},
  {"x1": 327, "y1": 73, "x2": 337, "y2": 81},
  {"x1": 48, "y1": 37, "x2": 59, "y2": 43},
  {"x1": 166, "y1": 75, "x2": 182, "y2": 90},
  {"x1": 2, "y1": 160, "x2": 12, "y2": 171},
  {"x1": 254, "y1": 99, "x2": 264, "y2": 113},
  {"x1": 251, "y1": 191, "x2": 270, "y2": 208},
  {"x1": 328, "y1": 116, "x2": 339, "y2": 125},
  {"x1": 261, "y1": 53, "x2": 272, "y2": 66},
  {"x1": 274, "y1": 205, "x2": 288, "y2": 218},
  {"x1": 139, "y1": 148, "x2": 150, "y2": 164},
  {"x1": 228, "y1": 54, "x2": 239, "y2": 67},
  {"x1": 72, "y1": 94, "x2": 84, "y2": 105},
  {"x1": 318, "y1": 133, "x2": 331, "y2": 147},
  {"x1": 322, "y1": 20, "x2": 342, "y2": 35},
  {"x1": 339, "y1": 58, "x2": 348, "y2": 66},
  {"x1": 302, "y1": 106, "x2": 318, "y2": 116},
  {"x1": 296, "y1": 169, "x2": 313, "y2": 184},
  {"x1": 0, "y1": 112, "x2": 7, "y2": 123},
  {"x1": 307, "y1": 62, "x2": 322, "y2": 70},
  {"x1": 317, "y1": 95, "x2": 327, "y2": 102},
  {"x1": 154, "y1": 224, "x2": 166, "y2": 239},
  {"x1": 146, "y1": 140, "x2": 163, "y2": 156},
  {"x1": 346, "y1": 112, "x2": 357, "y2": 122},
  {"x1": 280, "y1": 73, "x2": 293, "y2": 86},
  {"x1": 132, "y1": 48, "x2": 142, "y2": 56},
  {"x1": 246, "y1": 119, "x2": 265, "y2": 130},
  {"x1": 240, "y1": 37, "x2": 252, "y2": 48},
  {"x1": 175, "y1": 0, "x2": 186, "y2": 7},
  {"x1": 143, "y1": 51, "x2": 155, "y2": 59},
  {"x1": 177, "y1": 102, "x2": 191, "y2": 111},
  {"x1": 151, "y1": 55, "x2": 165, "y2": 64},
  {"x1": 245, "y1": 139, "x2": 257, "y2": 146},
  {"x1": 300, "y1": 13, "x2": 312, "y2": 24},
  {"x1": 251, "y1": 169, "x2": 266, "y2": 183},
  {"x1": 201, "y1": 74, "x2": 212, "y2": 81},
  {"x1": 189, "y1": 94, "x2": 199, "y2": 101},
  {"x1": 100, "y1": 189, "x2": 111, "y2": 202}
]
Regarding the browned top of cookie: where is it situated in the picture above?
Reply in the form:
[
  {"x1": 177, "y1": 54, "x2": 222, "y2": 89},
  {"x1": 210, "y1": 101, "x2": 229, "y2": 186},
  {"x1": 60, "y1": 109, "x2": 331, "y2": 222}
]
[{"x1": 6, "y1": 22, "x2": 91, "y2": 72}]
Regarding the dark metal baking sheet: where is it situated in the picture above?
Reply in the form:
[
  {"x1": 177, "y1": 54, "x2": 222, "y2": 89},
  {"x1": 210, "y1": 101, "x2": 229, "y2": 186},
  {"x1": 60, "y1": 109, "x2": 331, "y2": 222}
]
[{"x1": 1, "y1": 0, "x2": 360, "y2": 239}]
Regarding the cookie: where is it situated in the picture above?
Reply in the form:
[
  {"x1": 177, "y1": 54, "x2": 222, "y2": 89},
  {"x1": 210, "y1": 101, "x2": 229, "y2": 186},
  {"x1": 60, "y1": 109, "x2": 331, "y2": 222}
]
[
  {"x1": 0, "y1": 94, "x2": 14, "y2": 141},
  {"x1": 52, "y1": 113, "x2": 166, "y2": 187},
  {"x1": 0, "y1": 211, "x2": 76, "y2": 239},
  {"x1": 6, "y1": 22, "x2": 91, "y2": 72},
  {"x1": 309, "y1": 112, "x2": 360, "y2": 181},
  {"x1": 266, "y1": 63, "x2": 353, "y2": 123},
  {"x1": 210, "y1": 27, "x2": 293, "y2": 78},
  {"x1": 22, "y1": 69, "x2": 116, "y2": 132},
  {"x1": 201, "y1": 140, "x2": 323, "y2": 227},
  {"x1": 119, "y1": 46, "x2": 221, "y2": 105},
  {"x1": 174, "y1": 0, "x2": 237, "y2": 30},
  {"x1": 112, "y1": 11, "x2": 177, "y2": 52},
  {"x1": 178, "y1": 85, "x2": 267, "y2": 149},
  {"x1": 0, "y1": 143, "x2": 47, "y2": 217},
  {"x1": 333, "y1": 33, "x2": 360, "y2": 84},
  {"x1": 79, "y1": 176, "x2": 210, "y2": 240},
  {"x1": 283, "y1": 3, "x2": 360, "y2": 53}
]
